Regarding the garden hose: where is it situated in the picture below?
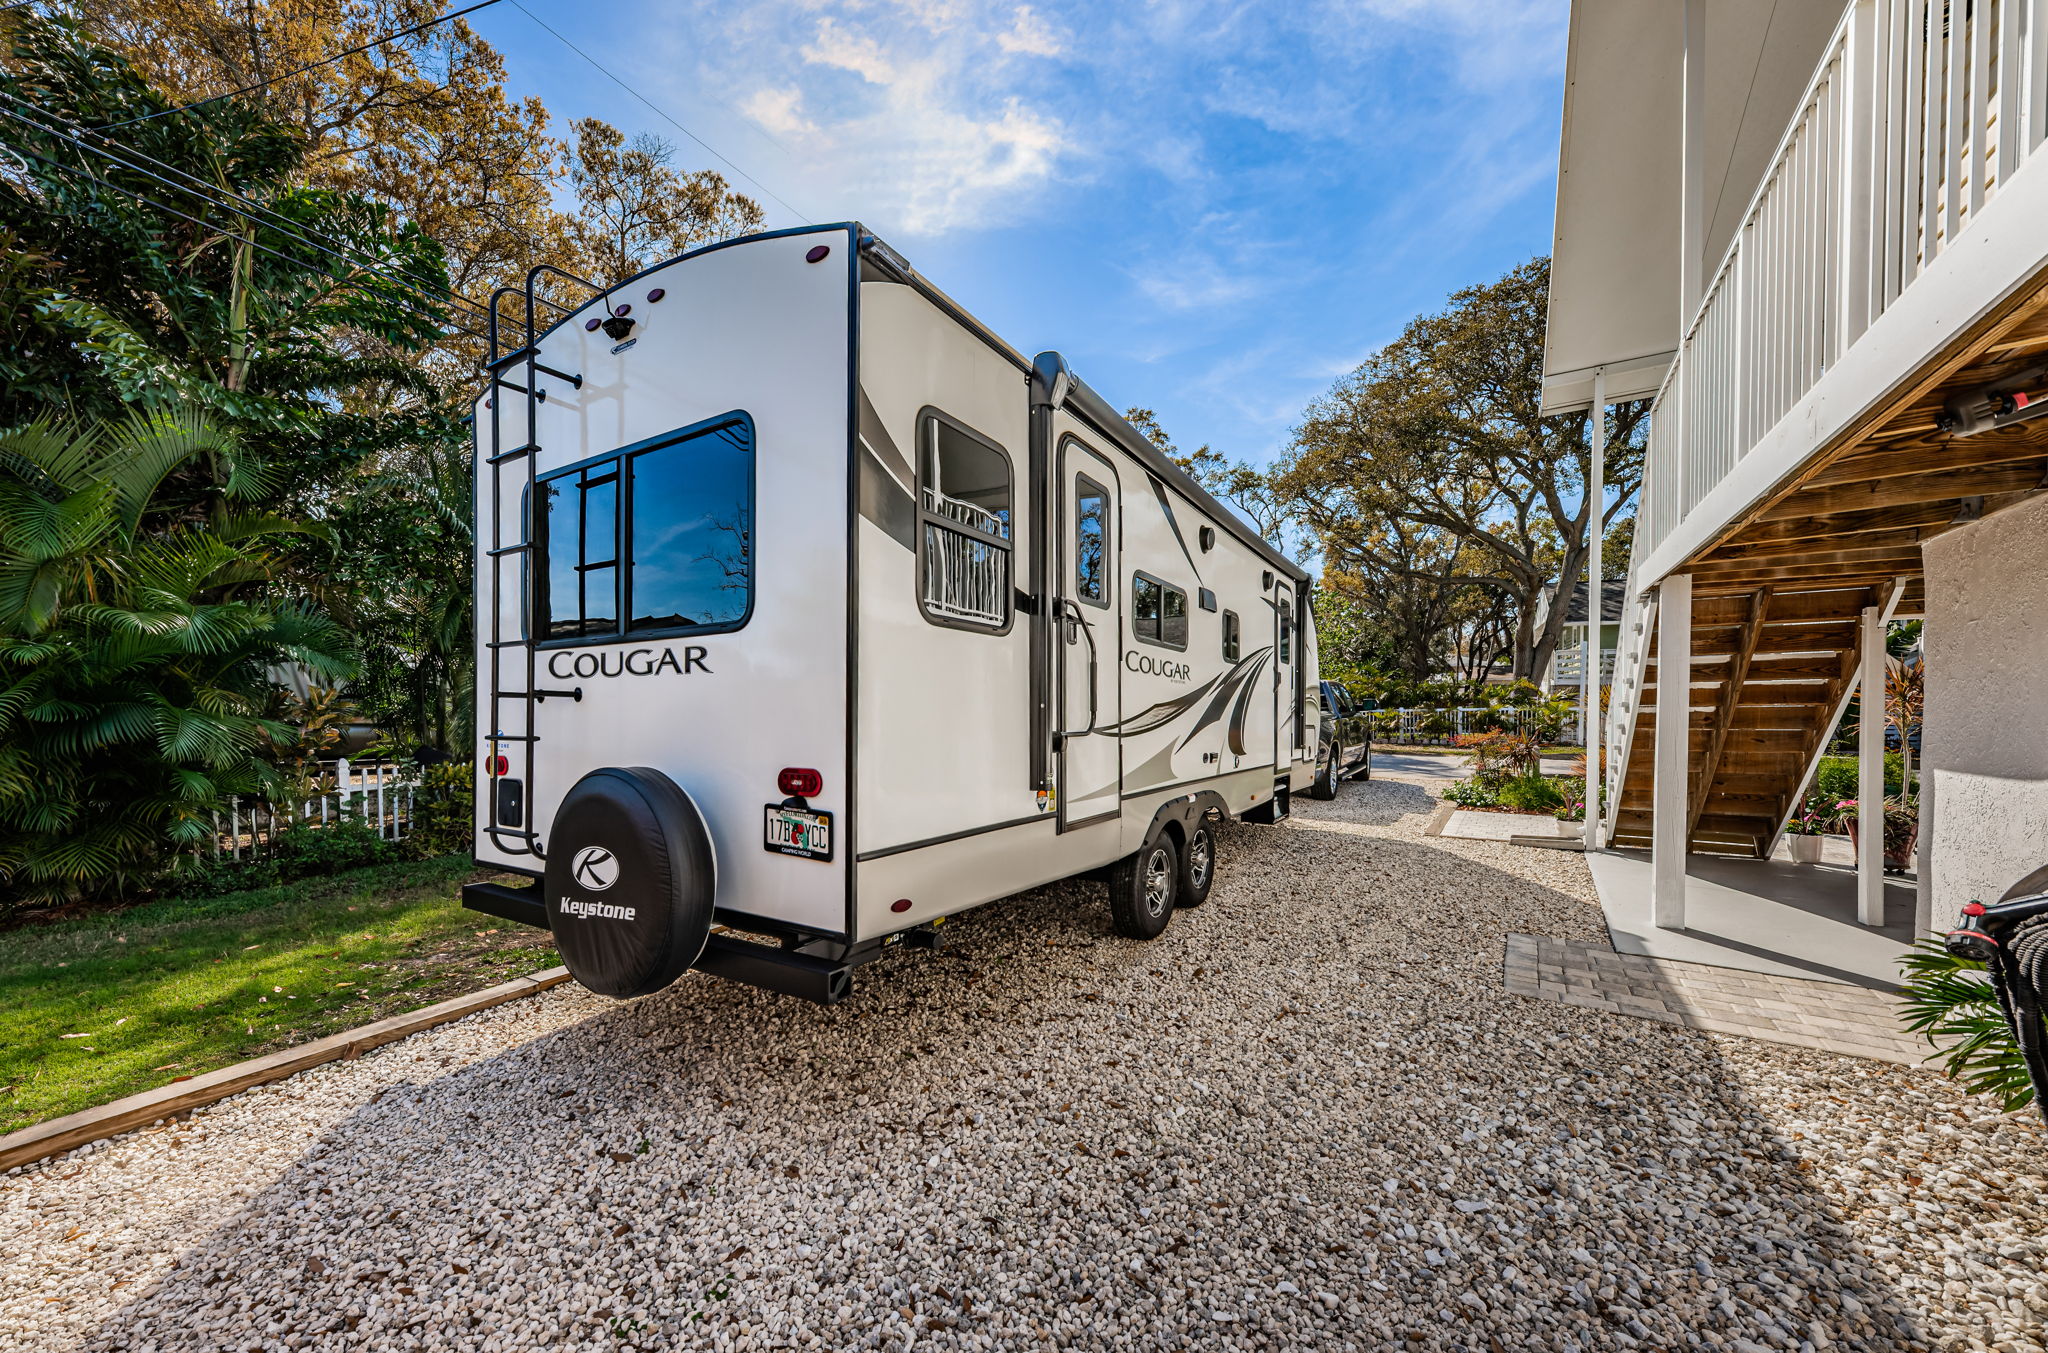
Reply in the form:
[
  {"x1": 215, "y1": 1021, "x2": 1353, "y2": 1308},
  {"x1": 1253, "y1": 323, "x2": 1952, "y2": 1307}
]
[{"x1": 1946, "y1": 892, "x2": 2048, "y2": 1128}]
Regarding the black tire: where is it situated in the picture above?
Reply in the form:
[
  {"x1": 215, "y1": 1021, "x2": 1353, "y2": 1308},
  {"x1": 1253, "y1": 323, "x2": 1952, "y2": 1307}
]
[
  {"x1": 1178, "y1": 819, "x2": 1216, "y2": 907},
  {"x1": 543, "y1": 767, "x2": 715, "y2": 998},
  {"x1": 1306, "y1": 745, "x2": 1340, "y2": 800},
  {"x1": 1109, "y1": 827, "x2": 1179, "y2": 939}
]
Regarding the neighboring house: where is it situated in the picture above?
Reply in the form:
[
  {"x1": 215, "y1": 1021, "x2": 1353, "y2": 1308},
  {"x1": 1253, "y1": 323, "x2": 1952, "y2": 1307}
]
[
  {"x1": 1544, "y1": 0, "x2": 2048, "y2": 938},
  {"x1": 1534, "y1": 578, "x2": 1626, "y2": 695}
]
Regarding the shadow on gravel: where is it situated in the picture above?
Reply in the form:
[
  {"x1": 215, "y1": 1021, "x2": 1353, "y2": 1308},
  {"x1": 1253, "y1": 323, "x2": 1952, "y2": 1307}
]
[{"x1": 78, "y1": 782, "x2": 1934, "y2": 1353}]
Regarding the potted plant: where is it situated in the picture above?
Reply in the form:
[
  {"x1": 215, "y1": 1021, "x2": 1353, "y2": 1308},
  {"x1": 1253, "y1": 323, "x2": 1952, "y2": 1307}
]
[
  {"x1": 1784, "y1": 809, "x2": 1827, "y2": 864},
  {"x1": 1832, "y1": 796, "x2": 1921, "y2": 873}
]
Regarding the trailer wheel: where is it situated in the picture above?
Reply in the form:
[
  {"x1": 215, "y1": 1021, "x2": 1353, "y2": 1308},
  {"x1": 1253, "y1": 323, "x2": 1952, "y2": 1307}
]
[
  {"x1": 1109, "y1": 828, "x2": 1179, "y2": 940},
  {"x1": 1177, "y1": 820, "x2": 1216, "y2": 907},
  {"x1": 1305, "y1": 746, "x2": 1340, "y2": 800}
]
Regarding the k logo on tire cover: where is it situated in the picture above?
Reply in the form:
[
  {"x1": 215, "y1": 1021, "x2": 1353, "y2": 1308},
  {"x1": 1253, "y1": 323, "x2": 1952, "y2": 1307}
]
[{"x1": 571, "y1": 846, "x2": 619, "y2": 891}]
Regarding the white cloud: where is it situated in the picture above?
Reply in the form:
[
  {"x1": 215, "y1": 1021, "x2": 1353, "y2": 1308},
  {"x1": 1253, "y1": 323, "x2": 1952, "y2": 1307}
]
[
  {"x1": 997, "y1": 5, "x2": 1064, "y2": 58},
  {"x1": 677, "y1": 1, "x2": 1077, "y2": 237}
]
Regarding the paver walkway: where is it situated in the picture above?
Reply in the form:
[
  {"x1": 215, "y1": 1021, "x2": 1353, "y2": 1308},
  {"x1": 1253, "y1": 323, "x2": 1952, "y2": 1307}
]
[{"x1": 1503, "y1": 932, "x2": 1930, "y2": 1066}]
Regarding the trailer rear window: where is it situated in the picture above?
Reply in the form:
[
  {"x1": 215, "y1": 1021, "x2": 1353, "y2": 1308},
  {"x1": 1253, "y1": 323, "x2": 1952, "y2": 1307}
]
[
  {"x1": 538, "y1": 413, "x2": 754, "y2": 644},
  {"x1": 1132, "y1": 572, "x2": 1187, "y2": 650}
]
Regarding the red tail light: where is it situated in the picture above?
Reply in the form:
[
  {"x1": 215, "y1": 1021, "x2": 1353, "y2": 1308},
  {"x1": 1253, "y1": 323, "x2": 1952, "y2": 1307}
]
[
  {"x1": 491, "y1": 755, "x2": 509, "y2": 776},
  {"x1": 778, "y1": 767, "x2": 823, "y2": 798}
]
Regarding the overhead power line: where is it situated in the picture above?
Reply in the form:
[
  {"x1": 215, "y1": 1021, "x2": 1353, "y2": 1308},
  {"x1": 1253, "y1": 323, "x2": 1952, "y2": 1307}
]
[
  {"x1": 92, "y1": 0, "x2": 507, "y2": 132},
  {"x1": 1, "y1": 94, "x2": 497, "y2": 335},
  {"x1": 4, "y1": 140, "x2": 494, "y2": 345},
  {"x1": 507, "y1": 0, "x2": 815, "y2": 226}
]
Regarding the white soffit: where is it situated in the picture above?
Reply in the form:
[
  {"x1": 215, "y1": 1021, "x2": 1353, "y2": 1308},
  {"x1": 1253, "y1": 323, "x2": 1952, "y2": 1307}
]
[{"x1": 1541, "y1": 0, "x2": 1849, "y2": 415}]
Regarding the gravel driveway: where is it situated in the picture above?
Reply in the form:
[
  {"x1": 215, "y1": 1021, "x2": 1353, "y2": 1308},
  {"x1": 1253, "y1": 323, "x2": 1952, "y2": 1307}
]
[{"x1": 5, "y1": 776, "x2": 2044, "y2": 1352}]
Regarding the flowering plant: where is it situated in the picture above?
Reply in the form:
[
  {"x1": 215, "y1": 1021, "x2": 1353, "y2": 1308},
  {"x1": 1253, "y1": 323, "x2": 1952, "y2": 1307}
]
[{"x1": 1783, "y1": 808, "x2": 1827, "y2": 836}]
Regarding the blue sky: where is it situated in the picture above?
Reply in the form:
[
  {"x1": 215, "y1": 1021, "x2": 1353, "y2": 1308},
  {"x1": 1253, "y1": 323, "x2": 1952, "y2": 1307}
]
[{"x1": 483, "y1": 0, "x2": 1568, "y2": 471}]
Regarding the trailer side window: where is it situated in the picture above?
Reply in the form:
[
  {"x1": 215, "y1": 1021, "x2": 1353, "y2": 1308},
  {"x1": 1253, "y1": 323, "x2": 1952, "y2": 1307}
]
[
  {"x1": 917, "y1": 410, "x2": 1011, "y2": 630},
  {"x1": 1279, "y1": 609, "x2": 1294, "y2": 664},
  {"x1": 540, "y1": 466, "x2": 620, "y2": 639},
  {"x1": 1222, "y1": 610, "x2": 1240, "y2": 662},
  {"x1": 1074, "y1": 474, "x2": 1108, "y2": 607},
  {"x1": 1132, "y1": 572, "x2": 1188, "y2": 650}
]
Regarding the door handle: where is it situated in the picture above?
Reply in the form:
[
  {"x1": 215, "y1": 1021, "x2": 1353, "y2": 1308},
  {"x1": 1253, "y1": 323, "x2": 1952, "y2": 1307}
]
[{"x1": 1055, "y1": 598, "x2": 1098, "y2": 739}]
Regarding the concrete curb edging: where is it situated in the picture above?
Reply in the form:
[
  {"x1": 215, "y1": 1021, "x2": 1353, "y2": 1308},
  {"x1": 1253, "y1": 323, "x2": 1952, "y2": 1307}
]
[{"x1": 0, "y1": 966, "x2": 575, "y2": 1173}]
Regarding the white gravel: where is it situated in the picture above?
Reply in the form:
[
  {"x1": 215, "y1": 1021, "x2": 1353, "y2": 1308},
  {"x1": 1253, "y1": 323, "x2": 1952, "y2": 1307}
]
[{"x1": 4, "y1": 773, "x2": 2045, "y2": 1353}]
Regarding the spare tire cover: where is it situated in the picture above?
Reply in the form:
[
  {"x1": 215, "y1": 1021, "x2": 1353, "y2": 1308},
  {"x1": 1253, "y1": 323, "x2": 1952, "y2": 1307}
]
[{"x1": 543, "y1": 767, "x2": 715, "y2": 998}]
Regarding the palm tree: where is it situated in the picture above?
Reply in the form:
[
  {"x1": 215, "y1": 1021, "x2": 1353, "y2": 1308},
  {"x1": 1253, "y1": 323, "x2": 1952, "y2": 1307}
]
[
  {"x1": 1886, "y1": 656, "x2": 1924, "y2": 794},
  {"x1": 0, "y1": 411, "x2": 352, "y2": 908}
]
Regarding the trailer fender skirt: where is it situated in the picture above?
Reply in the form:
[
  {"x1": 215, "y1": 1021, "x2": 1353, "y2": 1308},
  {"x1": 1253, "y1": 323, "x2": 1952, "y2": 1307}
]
[{"x1": 544, "y1": 767, "x2": 716, "y2": 998}]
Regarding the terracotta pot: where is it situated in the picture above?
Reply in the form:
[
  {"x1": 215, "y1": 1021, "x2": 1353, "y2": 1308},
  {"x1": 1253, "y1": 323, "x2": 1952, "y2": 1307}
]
[
  {"x1": 1787, "y1": 834, "x2": 1825, "y2": 864},
  {"x1": 1845, "y1": 820, "x2": 1919, "y2": 872}
]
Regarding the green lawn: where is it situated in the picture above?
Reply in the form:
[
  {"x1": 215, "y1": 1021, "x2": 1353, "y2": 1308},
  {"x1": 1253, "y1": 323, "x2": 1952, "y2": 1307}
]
[{"x1": 0, "y1": 857, "x2": 558, "y2": 1136}]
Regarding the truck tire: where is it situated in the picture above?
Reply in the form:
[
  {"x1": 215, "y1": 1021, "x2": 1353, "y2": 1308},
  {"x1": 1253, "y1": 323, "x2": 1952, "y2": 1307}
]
[
  {"x1": 1109, "y1": 826, "x2": 1179, "y2": 939},
  {"x1": 1178, "y1": 819, "x2": 1216, "y2": 907},
  {"x1": 1306, "y1": 745, "x2": 1340, "y2": 800}
]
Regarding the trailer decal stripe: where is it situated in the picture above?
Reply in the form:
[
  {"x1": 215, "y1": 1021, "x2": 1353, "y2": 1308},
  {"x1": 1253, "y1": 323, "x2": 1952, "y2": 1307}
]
[
  {"x1": 1149, "y1": 477, "x2": 1205, "y2": 587},
  {"x1": 855, "y1": 387, "x2": 918, "y2": 550},
  {"x1": 1171, "y1": 649, "x2": 1269, "y2": 750},
  {"x1": 857, "y1": 444, "x2": 917, "y2": 549},
  {"x1": 858, "y1": 386, "x2": 914, "y2": 486}
]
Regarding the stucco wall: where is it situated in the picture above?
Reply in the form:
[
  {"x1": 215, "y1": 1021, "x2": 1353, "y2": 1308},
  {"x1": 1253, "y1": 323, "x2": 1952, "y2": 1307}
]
[{"x1": 1920, "y1": 491, "x2": 2048, "y2": 932}]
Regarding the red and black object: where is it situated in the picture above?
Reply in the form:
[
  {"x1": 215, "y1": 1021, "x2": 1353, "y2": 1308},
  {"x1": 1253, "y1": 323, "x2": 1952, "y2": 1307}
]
[{"x1": 1946, "y1": 890, "x2": 2048, "y2": 1126}]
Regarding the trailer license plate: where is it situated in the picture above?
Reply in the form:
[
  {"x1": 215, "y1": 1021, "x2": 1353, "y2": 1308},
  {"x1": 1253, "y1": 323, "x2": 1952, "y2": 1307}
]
[{"x1": 764, "y1": 805, "x2": 833, "y2": 861}]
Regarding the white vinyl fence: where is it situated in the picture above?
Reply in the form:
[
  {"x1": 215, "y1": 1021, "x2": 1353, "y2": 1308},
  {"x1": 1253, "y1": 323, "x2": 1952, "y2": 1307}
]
[
  {"x1": 1373, "y1": 707, "x2": 1581, "y2": 747},
  {"x1": 206, "y1": 758, "x2": 420, "y2": 861}
]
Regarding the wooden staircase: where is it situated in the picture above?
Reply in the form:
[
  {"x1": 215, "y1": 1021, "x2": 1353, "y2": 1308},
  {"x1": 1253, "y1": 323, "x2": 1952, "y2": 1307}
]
[{"x1": 1609, "y1": 585, "x2": 1878, "y2": 857}]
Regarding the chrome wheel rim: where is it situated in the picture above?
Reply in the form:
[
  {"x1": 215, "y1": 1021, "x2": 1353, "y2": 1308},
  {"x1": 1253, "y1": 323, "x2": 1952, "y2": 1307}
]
[
  {"x1": 1143, "y1": 847, "x2": 1173, "y2": 917},
  {"x1": 1189, "y1": 831, "x2": 1212, "y2": 889}
]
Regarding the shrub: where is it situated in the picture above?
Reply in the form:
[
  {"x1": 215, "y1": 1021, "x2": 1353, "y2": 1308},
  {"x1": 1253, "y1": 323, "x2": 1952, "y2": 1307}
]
[
  {"x1": 1458, "y1": 727, "x2": 1543, "y2": 787},
  {"x1": 163, "y1": 823, "x2": 393, "y2": 900},
  {"x1": 1899, "y1": 939, "x2": 2037, "y2": 1112},
  {"x1": 1443, "y1": 779, "x2": 1499, "y2": 808},
  {"x1": 1497, "y1": 772, "x2": 1567, "y2": 814},
  {"x1": 406, "y1": 761, "x2": 475, "y2": 860},
  {"x1": 1815, "y1": 754, "x2": 1904, "y2": 801}
]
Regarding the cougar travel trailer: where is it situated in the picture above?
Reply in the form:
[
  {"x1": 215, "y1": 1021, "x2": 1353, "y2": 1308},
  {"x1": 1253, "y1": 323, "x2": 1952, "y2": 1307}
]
[{"x1": 461, "y1": 224, "x2": 1318, "y2": 1004}]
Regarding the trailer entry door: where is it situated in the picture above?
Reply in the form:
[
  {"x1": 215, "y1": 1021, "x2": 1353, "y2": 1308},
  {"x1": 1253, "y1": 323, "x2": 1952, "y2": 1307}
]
[
  {"x1": 1273, "y1": 579, "x2": 1297, "y2": 768},
  {"x1": 1057, "y1": 439, "x2": 1121, "y2": 828}
]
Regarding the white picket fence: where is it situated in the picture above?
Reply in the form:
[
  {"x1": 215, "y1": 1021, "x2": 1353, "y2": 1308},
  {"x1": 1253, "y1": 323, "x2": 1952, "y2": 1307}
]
[
  {"x1": 207, "y1": 758, "x2": 419, "y2": 861},
  {"x1": 1374, "y1": 706, "x2": 1581, "y2": 747}
]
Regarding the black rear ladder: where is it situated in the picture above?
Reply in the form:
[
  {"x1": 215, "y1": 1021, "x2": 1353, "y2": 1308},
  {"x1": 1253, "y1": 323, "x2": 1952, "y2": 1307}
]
[{"x1": 480, "y1": 265, "x2": 604, "y2": 858}]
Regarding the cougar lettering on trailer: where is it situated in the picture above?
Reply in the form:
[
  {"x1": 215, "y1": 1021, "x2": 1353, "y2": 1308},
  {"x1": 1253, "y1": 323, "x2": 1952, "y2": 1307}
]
[{"x1": 461, "y1": 224, "x2": 1330, "y2": 1005}]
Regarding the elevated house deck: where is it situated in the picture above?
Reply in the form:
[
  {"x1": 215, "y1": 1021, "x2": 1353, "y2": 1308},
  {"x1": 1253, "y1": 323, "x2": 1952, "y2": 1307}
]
[{"x1": 1547, "y1": 0, "x2": 2048, "y2": 946}]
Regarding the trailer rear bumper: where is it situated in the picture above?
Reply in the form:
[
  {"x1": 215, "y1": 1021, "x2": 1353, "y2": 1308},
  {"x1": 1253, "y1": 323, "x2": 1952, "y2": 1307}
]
[{"x1": 463, "y1": 878, "x2": 550, "y2": 930}]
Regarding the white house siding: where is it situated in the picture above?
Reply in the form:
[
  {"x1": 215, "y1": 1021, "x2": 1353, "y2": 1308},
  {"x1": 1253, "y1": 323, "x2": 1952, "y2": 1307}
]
[{"x1": 1920, "y1": 492, "x2": 2048, "y2": 934}]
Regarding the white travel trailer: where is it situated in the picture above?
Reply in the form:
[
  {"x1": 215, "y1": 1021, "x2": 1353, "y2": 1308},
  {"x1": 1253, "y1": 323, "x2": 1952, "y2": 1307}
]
[{"x1": 462, "y1": 224, "x2": 1319, "y2": 1003}]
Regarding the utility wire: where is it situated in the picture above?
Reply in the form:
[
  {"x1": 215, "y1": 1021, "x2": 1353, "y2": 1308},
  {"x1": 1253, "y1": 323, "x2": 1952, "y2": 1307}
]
[
  {"x1": 6, "y1": 140, "x2": 494, "y2": 344},
  {"x1": 0, "y1": 94, "x2": 498, "y2": 334},
  {"x1": 507, "y1": 0, "x2": 815, "y2": 226},
  {"x1": 92, "y1": 0, "x2": 506, "y2": 132}
]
